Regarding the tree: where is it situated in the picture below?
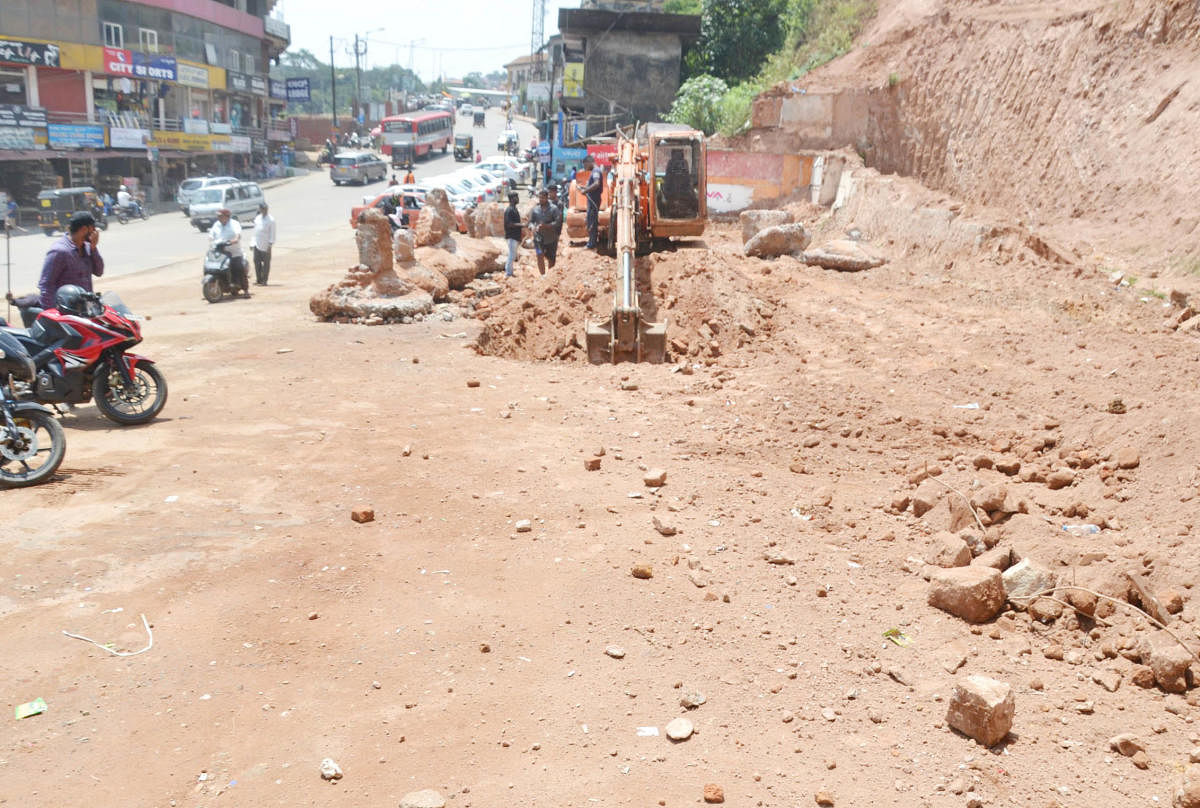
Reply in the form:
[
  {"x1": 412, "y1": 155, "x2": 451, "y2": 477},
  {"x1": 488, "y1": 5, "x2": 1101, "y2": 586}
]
[
  {"x1": 664, "y1": 0, "x2": 701, "y2": 12},
  {"x1": 666, "y1": 74, "x2": 728, "y2": 135},
  {"x1": 699, "y1": 0, "x2": 787, "y2": 84},
  {"x1": 462, "y1": 72, "x2": 485, "y2": 89}
]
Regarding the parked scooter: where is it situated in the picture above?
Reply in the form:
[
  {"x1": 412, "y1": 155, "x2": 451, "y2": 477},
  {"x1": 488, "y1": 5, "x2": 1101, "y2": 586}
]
[
  {"x1": 202, "y1": 242, "x2": 249, "y2": 302},
  {"x1": 0, "y1": 285, "x2": 167, "y2": 425},
  {"x1": 0, "y1": 328, "x2": 66, "y2": 487}
]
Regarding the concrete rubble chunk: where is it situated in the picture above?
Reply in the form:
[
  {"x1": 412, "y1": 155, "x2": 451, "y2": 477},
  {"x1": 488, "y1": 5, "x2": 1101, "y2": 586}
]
[
  {"x1": 801, "y1": 239, "x2": 886, "y2": 272},
  {"x1": 945, "y1": 675, "x2": 1014, "y2": 747},
  {"x1": 665, "y1": 716, "x2": 694, "y2": 741},
  {"x1": 928, "y1": 566, "x2": 1006, "y2": 623},
  {"x1": 911, "y1": 478, "x2": 943, "y2": 517},
  {"x1": 1001, "y1": 558, "x2": 1057, "y2": 607},
  {"x1": 739, "y1": 209, "x2": 793, "y2": 244},
  {"x1": 399, "y1": 789, "x2": 446, "y2": 808},
  {"x1": 319, "y1": 758, "x2": 343, "y2": 781},
  {"x1": 744, "y1": 223, "x2": 811, "y2": 259},
  {"x1": 925, "y1": 531, "x2": 972, "y2": 568},
  {"x1": 1109, "y1": 733, "x2": 1146, "y2": 757},
  {"x1": 1175, "y1": 763, "x2": 1200, "y2": 808},
  {"x1": 1139, "y1": 631, "x2": 1193, "y2": 693}
]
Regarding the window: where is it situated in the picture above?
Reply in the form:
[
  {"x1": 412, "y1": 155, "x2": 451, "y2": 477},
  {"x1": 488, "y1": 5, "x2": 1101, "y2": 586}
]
[
  {"x1": 230, "y1": 50, "x2": 240, "y2": 71},
  {"x1": 103, "y1": 22, "x2": 123, "y2": 49},
  {"x1": 243, "y1": 54, "x2": 255, "y2": 74},
  {"x1": 138, "y1": 28, "x2": 158, "y2": 53}
]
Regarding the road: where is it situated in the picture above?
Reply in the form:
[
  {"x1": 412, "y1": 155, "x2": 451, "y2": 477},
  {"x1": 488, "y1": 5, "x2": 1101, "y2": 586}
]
[{"x1": 1, "y1": 107, "x2": 535, "y2": 296}]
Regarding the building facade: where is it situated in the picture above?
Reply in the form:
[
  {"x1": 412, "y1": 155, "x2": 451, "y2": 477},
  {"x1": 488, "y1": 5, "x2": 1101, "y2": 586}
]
[{"x1": 0, "y1": 0, "x2": 291, "y2": 207}]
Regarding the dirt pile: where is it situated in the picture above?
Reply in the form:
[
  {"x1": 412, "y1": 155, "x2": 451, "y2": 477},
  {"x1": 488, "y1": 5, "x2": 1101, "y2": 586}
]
[{"x1": 474, "y1": 237, "x2": 783, "y2": 362}]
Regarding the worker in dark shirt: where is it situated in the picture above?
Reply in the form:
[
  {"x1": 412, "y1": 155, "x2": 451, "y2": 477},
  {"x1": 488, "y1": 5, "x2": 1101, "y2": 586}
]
[
  {"x1": 503, "y1": 192, "x2": 523, "y2": 278},
  {"x1": 581, "y1": 155, "x2": 604, "y2": 249},
  {"x1": 38, "y1": 212, "x2": 104, "y2": 309},
  {"x1": 528, "y1": 188, "x2": 562, "y2": 275}
]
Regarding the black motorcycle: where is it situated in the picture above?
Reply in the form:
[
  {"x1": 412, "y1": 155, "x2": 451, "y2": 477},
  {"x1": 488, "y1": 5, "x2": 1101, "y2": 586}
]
[
  {"x1": 0, "y1": 328, "x2": 66, "y2": 487},
  {"x1": 202, "y1": 242, "x2": 249, "y2": 303},
  {"x1": 116, "y1": 202, "x2": 148, "y2": 224}
]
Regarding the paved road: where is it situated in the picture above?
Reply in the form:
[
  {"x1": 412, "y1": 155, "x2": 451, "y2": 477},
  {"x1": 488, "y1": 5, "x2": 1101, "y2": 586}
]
[{"x1": 1, "y1": 108, "x2": 535, "y2": 297}]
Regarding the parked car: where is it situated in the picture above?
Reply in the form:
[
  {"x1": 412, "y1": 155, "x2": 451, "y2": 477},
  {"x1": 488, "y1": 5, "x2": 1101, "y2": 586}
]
[
  {"x1": 460, "y1": 104, "x2": 473, "y2": 117},
  {"x1": 188, "y1": 181, "x2": 265, "y2": 231},
  {"x1": 350, "y1": 189, "x2": 423, "y2": 229},
  {"x1": 448, "y1": 172, "x2": 496, "y2": 203},
  {"x1": 176, "y1": 176, "x2": 237, "y2": 215},
  {"x1": 477, "y1": 156, "x2": 530, "y2": 186},
  {"x1": 330, "y1": 151, "x2": 388, "y2": 185}
]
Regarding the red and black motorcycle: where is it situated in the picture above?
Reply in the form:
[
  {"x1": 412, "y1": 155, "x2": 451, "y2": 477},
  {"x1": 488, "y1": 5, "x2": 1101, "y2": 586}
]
[{"x1": 1, "y1": 285, "x2": 167, "y2": 425}]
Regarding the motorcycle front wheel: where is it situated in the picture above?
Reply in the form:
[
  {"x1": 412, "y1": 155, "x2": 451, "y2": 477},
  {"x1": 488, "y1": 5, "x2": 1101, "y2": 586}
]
[
  {"x1": 93, "y1": 362, "x2": 168, "y2": 425},
  {"x1": 202, "y1": 276, "x2": 223, "y2": 303},
  {"x1": 0, "y1": 410, "x2": 66, "y2": 488}
]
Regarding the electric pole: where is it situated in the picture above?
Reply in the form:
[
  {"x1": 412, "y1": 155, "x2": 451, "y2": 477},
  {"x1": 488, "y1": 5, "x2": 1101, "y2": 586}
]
[
  {"x1": 329, "y1": 35, "x2": 337, "y2": 128},
  {"x1": 354, "y1": 33, "x2": 362, "y2": 125}
]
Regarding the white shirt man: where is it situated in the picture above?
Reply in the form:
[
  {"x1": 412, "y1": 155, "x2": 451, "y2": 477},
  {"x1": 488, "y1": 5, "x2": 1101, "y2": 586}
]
[
  {"x1": 251, "y1": 203, "x2": 276, "y2": 285},
  {"x1": 116, "y1": 188, "x2": 132, "y2": 209},
  {"x1": 209, "y1": 208, "x2": 248, "y2": 294}
]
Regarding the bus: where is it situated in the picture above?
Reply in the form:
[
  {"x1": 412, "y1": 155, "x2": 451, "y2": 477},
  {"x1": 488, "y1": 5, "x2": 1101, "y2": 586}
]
[{"x1": 380, "y1": 110, "x2": 453, "y2": 166}]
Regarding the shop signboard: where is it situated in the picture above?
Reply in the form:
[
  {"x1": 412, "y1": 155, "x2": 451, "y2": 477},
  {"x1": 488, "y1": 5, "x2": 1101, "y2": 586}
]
[
  {"x1": 47, "y1": 123, "x2": 106, "y2": 149},
  {"x1": 0, "y1": 39, "x2": 60, "y2": 68},
  {"x1": 227, "y1": 70, "x2": 251, "y2": 95},
  {"x1": 586, "y1": 143, "x2": 617, "y2": 167},
  {"x1": 285, "y1": 78, "x2": 310, "y2": 102},
  {"x1": 269, "y1": 78, "x2": 287, "y2": 100},
  {"x1": 209, "y1": 121, "x2": 231, "y2": 135},
  {"x1": 151, "y1": 130, "x2": 216, "y2": 151},
  {"x1": 231, "y1": 135, "x2": 252, "y2": 153},
  {"x1": 250, "y1": 76, "x2": 267, "y2": 97},
  {"x1": 0, "y1": 104, "x2": 47, "y2": 127},
  {"x1": 102, "y1": 47, "x2": 177, "y2": 81},
  {"x1": 0, "y1": 127, "x2": 40, "y2": 150},
  {"x1": 183, "y1": 118, "x2": 209, "y2": 134},
  {"x1": 110, "y1": 127, "x2": 150, "y2": 149},
  {"x1": 177, "y1": 63, "x2": 209, "y2": 89},
  {"x1": 563, "y1": 63, "x2": 585, "y2": 98},
  {"x1": 527, "y1": 82, "x2": 550, "y2": 103}
]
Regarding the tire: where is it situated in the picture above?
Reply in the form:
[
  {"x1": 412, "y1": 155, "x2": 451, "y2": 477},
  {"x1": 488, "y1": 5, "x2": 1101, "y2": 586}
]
[
  {"x1": 0, "y1": 409, "x2": 65, "y2": 488},
  {"x1": 140, "y1": 209, "x2": 148, "y2": 220},
  {"x1": 97, "y1": 217, "x2": 108, "y2": 230},
  {"x1": 202, "y1": 276, "x2": 223, "y2": 303},
  {"x1": 43, "y1": 228, "x2": 55, "y2": 237},
  {"x1": 93, "y1": 361, "x2": 168, "y2": 425}
]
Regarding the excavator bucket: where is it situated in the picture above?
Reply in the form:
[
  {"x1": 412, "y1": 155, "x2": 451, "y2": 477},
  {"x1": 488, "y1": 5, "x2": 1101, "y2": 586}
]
[{"x1": 585, "y1": 306, "x2": 667, "y2": 364}]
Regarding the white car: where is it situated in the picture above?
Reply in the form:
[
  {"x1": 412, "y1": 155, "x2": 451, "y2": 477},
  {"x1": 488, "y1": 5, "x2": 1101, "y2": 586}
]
[
  {"x1": 453, "y1": 168, "x2": 507, "y2": 201},
  {"x1": 422, "y1": 177, "x2": 480, "y2": 209},
  {"x1": 460, "y1": 104, "x2": 473, "y2": 116},
  {"x1": 477, "y1": 157, "x2": 529, "y2": 185}
]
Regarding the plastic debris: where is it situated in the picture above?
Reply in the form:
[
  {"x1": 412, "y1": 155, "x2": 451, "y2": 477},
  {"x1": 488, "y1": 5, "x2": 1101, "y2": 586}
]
[
  {"x1": 15, "y1": 698, "x2": 47, "y2": 719},
  {"x1": 883, "y1": 628, "x2": 911, "y2": 647}
]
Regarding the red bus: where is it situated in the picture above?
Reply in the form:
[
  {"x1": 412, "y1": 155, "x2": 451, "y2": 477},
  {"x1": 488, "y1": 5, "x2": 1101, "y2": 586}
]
[{"x1": 380, "y1": 110, "x2": 453, "y2": 165}]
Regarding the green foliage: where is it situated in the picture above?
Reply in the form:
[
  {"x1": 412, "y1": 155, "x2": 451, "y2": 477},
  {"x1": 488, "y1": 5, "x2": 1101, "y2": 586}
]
[
  {"x1": 462, "y1": 72, "x2": 485, "y2": 89},
  {"x1": 275, "y1": 48, "x2": 424, "y2": 117},
  {"x1": 699, "y1": 0, "x2": 789, "y2": 84},
  {"x1": 717, "y1": 81, "x2": 763, "y2": 136},
  {"x1": 667, "y1": 74, "x2": 729, "y2": 135},
  {"x1": 664, "y1": 0, "x2": 702, "y2": 12},
  {"x1": 759, "y1": 0, "x2": 876, "y2": 86}
]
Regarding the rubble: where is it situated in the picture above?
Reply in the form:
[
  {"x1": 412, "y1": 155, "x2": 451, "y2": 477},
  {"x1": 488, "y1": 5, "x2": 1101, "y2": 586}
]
[
  {"x1": 801, "y1": 239, "x2": 886, "y2": 271},
  {"x1": 744, "y1": 223, "x2": 811, "y2": 258},
  {"x1": 945, "y1": 675, "x2": 1014, "y2": 747},
  {"x1": 928, "y1": 566, "x2": 1006, "y2": 623},
  {"x1": 925, "y1": 531, "x2": 972, "y2": 567},
  {"x1": 1139, "y1": 631, "x2": 1193, "y2": 693},
  {"x1": 739, "y1": 209, "x2": 793, "y2": 243},
  {"x1": 1001, "y1": 559, "x2": 1057, "y2": 607}
]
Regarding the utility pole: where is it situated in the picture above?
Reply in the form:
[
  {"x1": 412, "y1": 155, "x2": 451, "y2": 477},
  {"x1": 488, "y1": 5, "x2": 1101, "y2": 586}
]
[
  {"x1": 329, "y1": 35, "x2": 338, "y2": 128},
  {"x1": 354, "y1": 33, "x2": 362, "y2": 126}
]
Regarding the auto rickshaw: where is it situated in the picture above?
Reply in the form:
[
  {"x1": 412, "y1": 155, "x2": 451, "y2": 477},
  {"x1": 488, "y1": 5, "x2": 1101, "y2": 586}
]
[
  {"x1": 390, "y1": 142, "x2": 414, "y2": 169},
  {"x1": 473, "y1": 110, "x2": 485, "y2": 128},
  {"x1": 36, "y1": 186, "x2": 108, "y2": 236},
  {"x1": 454, "y1": 133, "x2": 473, "y2": 162}
]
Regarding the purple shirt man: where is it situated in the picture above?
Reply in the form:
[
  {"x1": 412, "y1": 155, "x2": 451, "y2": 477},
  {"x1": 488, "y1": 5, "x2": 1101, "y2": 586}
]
[{"x1": 38, "y1": 213, "x2": 104, "y2": 308}]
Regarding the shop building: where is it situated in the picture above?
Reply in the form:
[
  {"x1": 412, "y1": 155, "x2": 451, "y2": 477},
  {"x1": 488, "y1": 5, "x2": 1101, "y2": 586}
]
[{"x1": 0, "y1": 0, "x2": 291, "y2": 209}]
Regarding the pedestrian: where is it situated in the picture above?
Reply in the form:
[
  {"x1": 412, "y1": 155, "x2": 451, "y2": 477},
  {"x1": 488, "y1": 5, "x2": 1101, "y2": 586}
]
[
  {"x1": 37, "y1": 212, "x2": 104, "y2": 308},
  {"x1": 475, "y1": 150, "x2": 482, "y2": 164},
  {"x1": 503, "y1": 191, "x2": 522, "y2": 278},
  {"x1": 547, "y1": 182, "x2": 564, "y2": 241},
  {"x1": 404, "y1": 165, "x2": 415, "y2": 185},
  {"x1": 528, "y1": 188, "x2": 561, "y2": 275},
  {"x1": 210, "y1": 208, "x2": 248, "y2": 294},
  {"x1": 581, "y1": 155, "x2": 604, "y2": 249},
  {"x1": 388, "y1": 173, "x2": 399, "y2": 187},
  {"x1": 252, "y1": 202, "x2": 276, "y2": 286},
  {"x1": 3, "y1": 193, "x2": 16, "y2": 230}
]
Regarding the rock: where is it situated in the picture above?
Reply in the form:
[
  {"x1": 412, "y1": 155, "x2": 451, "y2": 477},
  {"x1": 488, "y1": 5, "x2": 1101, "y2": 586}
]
[
  {"x1": 416, "y1": 237, "x2": 502, "y2": 289},
  {"x1": 1046, "y1": 469, "x2": 1075, "y2": 490},
  {"x1": 319, "y1": 758, "x2": 343, "y2": 780},
  {"x1": 632, "y1": 564, "x2": 653, "y2": 579},
  {"x1": 945, "y1": 675, "x2": 1015, "y2": 747},
  {"x1": 1029, "y1": 597, "x2": 1063, "y2": 622},
  {"x1": 925, "y1": 531, "x2": 972, "y2": 568},
  {"x1": 1131, "y1": 750, "x2": 1151, "y2": 769},
  {"x1": 1140, "y1": 631, "x2": 1193, "y2": 692},
  {"x1": 467, "y1": 202, "x2": 506, "y2": 238},
  {"x1": 644, "y1": 468, "x2": 667, "y2": 487},
  {"x1": 1115, "y1": 447, "x2": 1141, "y2": 469},
  {"x1": 972, "y1": 455, "x2": 994, "y2": 470},
  {"x1": 976, "y1": 545, "x2": 1013, "y2": 570},
  {"x1": 1127, "y1": 573, "x2": 1171, "y2": 625},
  {"x1": 1161, "y1": 589, "x2": 1186, "y2": 615},
  {"x1": 1176, "y1": 764, "x2": 1200, "y2": 808},
  {"x1": 911, "y1": 479, "x2": 942, "y2": 517},
  {"x1": 972, "y1": 484, "x2": 1008, "y2": 513},
  {"x1": 605, "y1": 645, "x2": 625, "y2": 659},
  {"x1": 665, "y1": 716, "x2": 694, "y2": 741},
  {"x1": 703, "y1": 783, "x2": 725, "y2": 803},
  {"x1": 928, "y1": 566, "x2": 1006, "y2": 622},
  {"x1": 1130, "y1": 665, "x2": 1156, "y2": 688},
  {"x1": 744, "y1": 222, "x2": 811, "y2": 258},
  {"x1": 652, "y1": 516, "x2": 677, "y2": 536},
  {"x1": 466, "y1": 379, "x2": 481, "y2": 388},
  {"x1": 1093, "y1": 670, "x2": 1122, "y2": 692},
  {"x1": 815, "y1": 790, "x2": 836, "y2": 806},
  {"x1": 995, "y1": 458, "x2": 1021, "y2": 476},
  {"x1": 764, "y1": 552, "x2": 796, "y2": 565},
  {"x1": 801, "y1": 239, "x2": 886, "y2": 271},
  {"x1": 515, "y1": 519, "x2": 532, "y2": 532},
  {"x1": 680, "y1": 691, "x2": 706, "y2": 709},
  {"x1": 1064, "y1": 587, "x2": 1097, "y2": 616},
  {"x1": 739, "y1": 209, "x2": 793, "y2": 243},
  {"x1": 584, "y1": 456, "x2": 602, "y2": 471},
  {"x1": 351, "y1": 508, "x2": 375, "y2": 524},
  {"x1": 1109, "y1": 734, "x2": 1147, "y2": 758},
  {"x1": 412, "y1": 189, "x2": 457, "y2": 247},
  {"x1": 1171, "y1": 289, "x2": 1191, "y2": 308},
  {"x1": 401, "y1": 263, "x2": 450, "y2": 301},
  {"x1": 399, "y1": 789, "x2": 447, "y2": 808},
  {"x1": 1001, "y1": 558, "x2": 1057, "y2": 608}
]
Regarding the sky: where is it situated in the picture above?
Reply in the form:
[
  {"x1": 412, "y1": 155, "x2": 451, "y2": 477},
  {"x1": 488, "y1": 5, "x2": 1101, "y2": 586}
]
[{"x1": 273, "y1": 0, "x2": 581, "y2": 82}]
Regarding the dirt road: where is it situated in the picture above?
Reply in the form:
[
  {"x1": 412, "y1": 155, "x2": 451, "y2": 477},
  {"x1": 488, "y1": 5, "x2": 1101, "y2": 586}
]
[{"x1": 2, "y1": 202, "x2": 1198, "y2": 806}]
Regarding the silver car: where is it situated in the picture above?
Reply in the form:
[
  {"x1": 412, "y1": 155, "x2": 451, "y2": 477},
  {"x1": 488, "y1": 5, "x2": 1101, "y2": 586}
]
[
  {"x1": 176, "y1": 175, "x2": 237, "y2": 215},
  {"x1": 330, "y1": 151, "x2": 388, "y2": 186}
]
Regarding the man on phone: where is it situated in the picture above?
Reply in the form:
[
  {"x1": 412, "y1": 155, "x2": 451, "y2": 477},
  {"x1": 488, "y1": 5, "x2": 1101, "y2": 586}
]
[{"x1": 37, "y1": 212, "x2": 104, "y2": 308}]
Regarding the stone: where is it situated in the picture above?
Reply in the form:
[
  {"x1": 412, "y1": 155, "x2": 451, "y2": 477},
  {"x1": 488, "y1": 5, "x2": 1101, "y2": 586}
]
[
  {"x1": 911, "y1": 479, "x2": 942, "y2": 517},
  {"x1": 744, "y1": 222, "x2": 811, "y2": 258},
  {"x1": 680, "y1": 691, "x2": 706, "y2": 709},
  {"x1": 319, "y1": 758, "x2": 343, "y2": 780},
  {"x1": 466, "y1": 379, "x2": 481, "y2": 388},
  {"x1": 1130, "y1": 666, "x2": 1156, "y2": 688},
  {"x1": 665, "y1": 716, "x2": 694, "y2": 741},
  {"x1": 515, "y1": 519, "x2": 532, "y2": 532},
  {"x1": 995, "y1": 458, "x2": 1021, "y2": 476},
  {"x1": 399, "y1": 789, "x2": 446, "y2": 808},
  {"x1": 1131, "y1": 750, "x2": 1151, "y2": 769},
  {"x1": 972, "y1": 484, "x2": 1008, "y2": 513},
  {"x1": 802, "y1": 239, "x2": 886, "y2": 271},
  {"x1": 467, "y1": 202, "x2": 506, "y2": 238},
  {"x1": 1178, "y1": 765, "x2": 1200, "y2": 808},
  {"x1": 401, "y1": 264, "x2": 450, "y2": 301},
  {"x1": 416, "y1": 237, "x2": 503, "y2": 289},
  {"x1": 1140, "y1": 631, "x2": 1193, "y2": 692},
  {"x1": 1046, "y1": 469, "x2": 1075, "y2": 490},
  {"x1": 972, "y1": 455, "x2": 994, "y2": 470},
  {"x1": 644, "y1": 468, "x2": 667, "y2": 487},
  {"x1": 1001, "y1": 558, "x2": 1057, "y2": 607},
  {"x1": 945, "y1": 675, "x2": 1015, "y2": 747},
  {"x1": 739, "y1": 209, "x2": 793, "y2": 243},
  {"x1": 1029, "y1": 597, "x2": 1063, "y2": 622},
  {"x1": 584, "y1": 456, "x2": 602, "y2": 471},
  {"x1": 975, "y1": 545, "x2": 1013, "y2": 570},
  {"x1": 1109, "y1": 733, "x2": 1146, "y2": 757},
  {"x1": 928, "y1": 566, "x2": 1006, "y2": 623},
  {"x1": 652, "y1": 516, "x2": 677, "y2": 536},
  {"x1": 412, "y1": 188, "x2": 457, "y2": 247},
  {"x1": 1064, "y1": 588, "x2": 1098, "y2": 616},
  {"x1": 925, "y1": 531, "x2": 972, "y2": 568},
  {"x1": 703, "y1": 783, "x2": 725, "y2": 803},
  {"x1": 1115, "y1": 447, "x2": 1141, "y2": 469},
  {"x1": 1093, "y1": 670, "x2": 1122, "y2": 692},
  {"x1": 632, "y1": 564, "x2": 653, "y2": 579},
  {"x1": 1161, "y1": 589, "x2": 1186, "y2": 615},
  {"x1": 351, "y1": 508, "x2": 375, "y2": 524},
  {"x1": 1127, "y1": 573, "x2": 1171, "y2": 625},
  {"x1": 605, "y1": 645, "x2": 625, "y2": 659},
  {"x1": 815, "y1": 790, "x2": 836, "y2": 806}
]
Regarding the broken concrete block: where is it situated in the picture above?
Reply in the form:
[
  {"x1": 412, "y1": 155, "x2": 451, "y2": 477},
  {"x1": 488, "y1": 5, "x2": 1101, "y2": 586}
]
[
  {"x1": 928, "y1": 566, "x2": 1006, "y2": 623},
  {"x1": 911, "y1": 478, "x2": 942, "y2": 517},
  {"x1": 945, "y1": 675, "x2": 1014, "y2": 747},
  {"x1": 1001, "y1": 558, "x2": 1057, "y2": 607},
  {"x1": 1139, "y1": 631, "x2": 1193, "y2": 693},
  {"x1": 925, "y1": 531, "x2": 972, "y2": 568},
  {"x1": 738, "y1": 209, "x2": 792, "y2": 244}
]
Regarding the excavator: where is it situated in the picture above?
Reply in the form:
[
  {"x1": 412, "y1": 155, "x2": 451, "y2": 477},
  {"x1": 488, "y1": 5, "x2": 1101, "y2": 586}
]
[{"x1": 576, "y1": 123, "x2": 707, "y2": 364}]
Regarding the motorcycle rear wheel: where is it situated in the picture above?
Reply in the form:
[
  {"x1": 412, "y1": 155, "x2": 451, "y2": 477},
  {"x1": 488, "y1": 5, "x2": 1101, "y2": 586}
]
[
  {"x1": 202, "y1": 276, "x2": 223, "y2": 303},
  {"x1": 0, "y1": 410, "x2": 66, "y2": 488},
  {"x1": 93, "y1": 363, "x2": 168, "y2": 425}
]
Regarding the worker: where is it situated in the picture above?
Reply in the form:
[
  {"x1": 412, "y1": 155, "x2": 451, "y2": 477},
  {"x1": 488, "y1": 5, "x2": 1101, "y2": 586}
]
[
  {"x1": 404, "y1": 166, "x2": 415, "y2": 185},
  {"x1": 581, "y1": 155, "x2": 604, "y2": 249},
  {"x1": 660, "y1": 148, "x2": 697, "y2": 218},
  {"x1": 503, "y1": 191, "x2": 522, "y2": 278},
  {"x1": 527, "y1": 188, "x2": 561, "y2": 276}
]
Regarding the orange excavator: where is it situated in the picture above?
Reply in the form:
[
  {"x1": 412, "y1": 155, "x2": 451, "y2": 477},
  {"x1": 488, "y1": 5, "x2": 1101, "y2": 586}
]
[{"x1": 579, "y1": 124, "x2": 707, "y2": 363}]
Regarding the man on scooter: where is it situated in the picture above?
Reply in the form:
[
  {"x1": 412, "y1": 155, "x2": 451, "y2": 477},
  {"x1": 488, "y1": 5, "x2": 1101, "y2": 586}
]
[
  {"x1": 116, "y1": 185, "x2": 142, "y2": 218},
  {"x1": 209, "y1": 208, "x2": 248, "y2": 295}
]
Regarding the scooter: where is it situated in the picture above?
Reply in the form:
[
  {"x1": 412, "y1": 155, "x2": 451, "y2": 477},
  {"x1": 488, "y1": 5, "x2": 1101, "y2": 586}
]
[
  {"x1": 0, "y1": 329, "x2": 65, "y2": 487},
  {"x1": 116, "y1": 202, "x2": 148, "y2": 224},
  {"x1": 202, "y1": 242, "x2": 250, "y2": 303}
]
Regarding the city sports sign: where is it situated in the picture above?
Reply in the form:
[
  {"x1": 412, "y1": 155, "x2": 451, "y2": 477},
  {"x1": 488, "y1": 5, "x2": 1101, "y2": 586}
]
[{"x1": 103, "y1": 47, "x2": 177, "y2": 81}]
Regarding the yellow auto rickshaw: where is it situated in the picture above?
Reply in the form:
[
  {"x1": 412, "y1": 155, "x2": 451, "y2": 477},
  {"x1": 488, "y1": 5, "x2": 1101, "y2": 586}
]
[{"x1": 454, "y1": 133, "x2": 473, "y2": 162}]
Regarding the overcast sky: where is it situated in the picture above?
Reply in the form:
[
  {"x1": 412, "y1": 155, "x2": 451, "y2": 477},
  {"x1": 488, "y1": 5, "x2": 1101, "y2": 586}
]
[{"x1": 274, "y1": 0, "x2": 581, "y2": 81}]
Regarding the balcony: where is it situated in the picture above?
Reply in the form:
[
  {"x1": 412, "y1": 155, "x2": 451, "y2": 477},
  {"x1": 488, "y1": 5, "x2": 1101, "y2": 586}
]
[{"x1": 264, "y1": 16, "x2": 290, "y2": 56}]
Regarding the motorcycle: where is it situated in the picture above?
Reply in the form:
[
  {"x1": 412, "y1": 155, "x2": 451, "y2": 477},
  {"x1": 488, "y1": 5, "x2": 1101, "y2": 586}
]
[
  {"x1": 0, "y1": 328, "x2": 66, "y2": 487},
  {"x1": 1, "y1": 287, "x2": 167, "y2": 426},
  {"x1": 3, "y1": 292, "x2": 43, "y2": 328},
  {"x1": 202, "y1": 242, "x2": 249, "y2": 303},
  {"x1": 116, "y1": 202, "x2": 148, "y2": 224}
]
